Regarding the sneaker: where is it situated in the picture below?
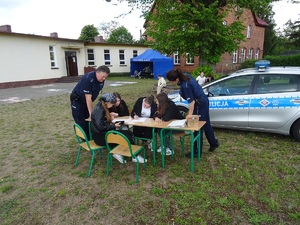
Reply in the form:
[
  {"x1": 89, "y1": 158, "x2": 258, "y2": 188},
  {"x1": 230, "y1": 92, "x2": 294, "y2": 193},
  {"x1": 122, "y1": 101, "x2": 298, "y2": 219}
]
[
  {"x1": 165, "y1": 147, "x2": 172, "y2": 156},
  {"x1": 132, "y1": 155, "x2": 147, "y2": 163},
  {"x1": 156, "y1": 146, "x2": 162, "y2": 153},
  {"x1": 208, "y1": 140, "x2": 220, "y2": 152},
  {"x1": 113, "y1": 154, "x2": 126, "y2": 164}
]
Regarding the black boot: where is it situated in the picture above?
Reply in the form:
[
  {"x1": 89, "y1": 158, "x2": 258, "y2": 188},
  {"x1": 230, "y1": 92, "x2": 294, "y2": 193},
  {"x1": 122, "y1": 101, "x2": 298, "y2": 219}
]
[{"x1": 208, "y1": 139, "x2": 220, "y2": 152}]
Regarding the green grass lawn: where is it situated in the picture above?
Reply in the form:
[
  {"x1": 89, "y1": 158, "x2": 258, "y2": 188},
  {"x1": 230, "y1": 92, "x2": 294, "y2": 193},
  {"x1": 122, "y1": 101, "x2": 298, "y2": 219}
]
[{"x1": 0, "y1": 77, "x2": 299, "y2": 225}]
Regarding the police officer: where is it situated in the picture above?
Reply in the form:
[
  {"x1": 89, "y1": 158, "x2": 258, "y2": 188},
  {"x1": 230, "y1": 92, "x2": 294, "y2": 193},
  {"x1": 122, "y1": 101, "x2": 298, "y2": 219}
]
[
  {"x1": 70, "y1": 65, "x2": 110, "y2": 136},
  {"x1": 166, "y1": 68, "x2": 219, "y2": 157}
]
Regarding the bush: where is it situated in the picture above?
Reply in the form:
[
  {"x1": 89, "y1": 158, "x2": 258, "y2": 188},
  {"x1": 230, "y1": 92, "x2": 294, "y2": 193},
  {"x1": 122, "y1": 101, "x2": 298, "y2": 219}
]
[
  {"x1": 239, "y1": 53, "x2": 300, "y2": 69},
  {"x1": 191, "y1": 65, "x2": 216, "y2": 79}
]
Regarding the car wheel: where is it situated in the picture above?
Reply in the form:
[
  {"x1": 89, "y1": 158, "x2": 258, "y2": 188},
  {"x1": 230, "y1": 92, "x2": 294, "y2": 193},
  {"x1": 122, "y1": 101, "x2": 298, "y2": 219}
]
[
  {"x1": 176, "y1": 105, "x2": 189, "y2": 118},
  {"x1": 291, "y1": 119, "x2": 300, "y2": 141}
]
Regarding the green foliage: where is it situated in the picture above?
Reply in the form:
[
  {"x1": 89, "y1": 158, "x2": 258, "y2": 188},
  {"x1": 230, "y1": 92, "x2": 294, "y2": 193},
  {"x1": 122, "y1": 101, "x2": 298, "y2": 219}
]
[
  {"x1": 144, "y1": 1, "x2": 277, "y2": 64},
  {"x1": 191, "y1": 65, "x2": 215, "y2": 78},
  {"x1": 78, "y1": 24, "x2": 99, "y2": 42},
  {"x1": 239, "y1": 53, "x2": 300, "y2": 69},
  {"x1": 106, "y1": 26, "x2": 134, "y2": 44}
]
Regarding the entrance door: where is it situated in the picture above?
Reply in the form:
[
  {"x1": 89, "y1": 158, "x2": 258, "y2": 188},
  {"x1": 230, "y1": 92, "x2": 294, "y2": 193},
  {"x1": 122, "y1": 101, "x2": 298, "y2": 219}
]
[{"x1": 65, "y1": 51, "x2": 78, "y2": 77}]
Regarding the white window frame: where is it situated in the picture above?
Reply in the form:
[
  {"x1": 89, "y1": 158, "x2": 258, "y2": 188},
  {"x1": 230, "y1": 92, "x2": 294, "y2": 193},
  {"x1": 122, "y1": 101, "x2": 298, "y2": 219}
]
[
  {"x1": 248, "y1": 48, "x2": 253, "y2": 59},
  {"x1": 185, "y1": 53, "x2": 194, "y2": 64},
  {"x1": 87, "y1": 49, "x2": 95, "y2": 66},
  {"x1": 174, "y1": 51, "x2": 180, "y2": 64},
  {"x1": 247, "y1": 25, "x2": 251, "y2": 38},
  {"x1": 119, "y1": 49, "x2": 125, "y2": 65},
  {"x1": 49, "y1": 46, "x2": 57, "y2": 68},
  {"x1": 240, "y1": 48, "x2": 246, "y2": 63},
  {"x1": 233, "y1": 50, "x2": 238, "y2": 63},
  {"x1": 255, "y1": 48, "x2": 260, "y2": 59},
  {"x1": 104, "y1": 49, "x2": 111, "y2": 65},
  {"x1": 133, "y1": 50, "x2": 138, "y2": 57}
]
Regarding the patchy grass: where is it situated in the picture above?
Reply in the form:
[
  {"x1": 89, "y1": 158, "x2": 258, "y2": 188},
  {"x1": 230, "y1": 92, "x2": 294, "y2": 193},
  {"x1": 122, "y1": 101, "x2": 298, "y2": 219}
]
[{"x1": 0, "y1": 77, "x2": 299, "y2": 225}]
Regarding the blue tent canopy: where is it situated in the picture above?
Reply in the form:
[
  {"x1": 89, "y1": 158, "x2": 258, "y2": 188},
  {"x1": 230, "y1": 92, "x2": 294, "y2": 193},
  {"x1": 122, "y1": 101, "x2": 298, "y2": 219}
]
[{"x1": 130, "y1": 49, "x2": 174, "y2": 79}]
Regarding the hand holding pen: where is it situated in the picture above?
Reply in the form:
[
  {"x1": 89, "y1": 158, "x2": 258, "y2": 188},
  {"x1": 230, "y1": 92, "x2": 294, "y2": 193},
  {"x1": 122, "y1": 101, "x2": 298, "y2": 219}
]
[{"x1": 133, "y1": 112, "x2": 139, "y2": 119}]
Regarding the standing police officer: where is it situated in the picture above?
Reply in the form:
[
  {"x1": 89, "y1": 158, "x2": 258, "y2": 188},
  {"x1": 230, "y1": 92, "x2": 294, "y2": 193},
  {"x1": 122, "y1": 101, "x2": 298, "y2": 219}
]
[
  {"x1": 70, "y1": 65, "x2": 110, "y2": 136},
  {"x1": 166, "y1": 68, "x2": 219, "y2": 157}
]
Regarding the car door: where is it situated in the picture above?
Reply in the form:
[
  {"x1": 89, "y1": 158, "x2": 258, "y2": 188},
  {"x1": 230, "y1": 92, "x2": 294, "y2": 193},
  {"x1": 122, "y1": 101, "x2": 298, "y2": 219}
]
[
  {"x1": 249, "y1": 74, "x2": 300, "y2": 129},
  {"x1": 204, "y1": 75, "x2": 255, "y2": 128}
]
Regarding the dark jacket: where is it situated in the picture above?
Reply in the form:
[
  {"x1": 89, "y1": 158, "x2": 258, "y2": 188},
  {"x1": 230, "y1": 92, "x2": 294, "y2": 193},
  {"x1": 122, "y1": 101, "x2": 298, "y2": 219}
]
[
  {"x1": 131, "y1": 97, "x2": 157, "y2": 118},
  {"x1": 91, "y1": 101, "x2": 116, "y2": 134},
  {"x1": 153, "y1": 100, "x2": 184, "y2": 121},
  {"x1": 109, "y1": 99, "x2": 129, "y2": 117}
]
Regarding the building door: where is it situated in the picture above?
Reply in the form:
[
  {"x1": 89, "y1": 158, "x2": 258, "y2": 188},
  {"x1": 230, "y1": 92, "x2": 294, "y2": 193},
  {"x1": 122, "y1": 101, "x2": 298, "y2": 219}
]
[{"x1": 65, "y1": 51, "x2": 78, "y2": 77}]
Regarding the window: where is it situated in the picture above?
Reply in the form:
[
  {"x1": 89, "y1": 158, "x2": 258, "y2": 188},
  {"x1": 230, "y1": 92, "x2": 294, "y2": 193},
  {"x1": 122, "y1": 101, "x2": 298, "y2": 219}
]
[
  {"x1": 174, "y1": 51, "x2": 180, "y2": 64},
  {"x1": 248, "y1": 48, "x2": 253, "y2": 59},
  {"x1": 186, "y1": 53, "x2": 194, "y2": 64},
  {"x1": 133, "y1": 50, "x2": 138, "y2": 57},
  {"x1": 87, "y1": 49, "x2": 95, "y2": 66},
  {"x1": 104, "y1": 49, "x2": 110, "y2": 65},
  {"x1": 49, "y1": 46, "x2": 57, "y2": 68},
  {"x1": 240, "y1": 48, "x2": 246, "y2": 63},
  {"x1": 119, "y1": 49, "x2": 125, "y2": 65},
  {"x1": 247, "y1": 25, "x2": 251, "y2": 38},
  {"x1": 256, "y1": 75, "x2": 298, "y2": 94},
  {"x1": 255, "y1": 48, "x2": 260, "y2": 59},
  {"x1": 207, "y1": 75, "x2": 254, "y2": 96},
  {"x1": 232, "y1": 50, "x2": 238, "y2": 63}
]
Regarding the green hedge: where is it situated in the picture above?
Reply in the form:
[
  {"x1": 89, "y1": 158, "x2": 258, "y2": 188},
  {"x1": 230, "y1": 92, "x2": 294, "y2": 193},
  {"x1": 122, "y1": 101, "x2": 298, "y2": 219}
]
[
  {"x1": 109, "y1": 72, "x2": 131, "y2": 77},
  {"x1": 239, "y1": 53, "x2": 300, "y2": 69}
]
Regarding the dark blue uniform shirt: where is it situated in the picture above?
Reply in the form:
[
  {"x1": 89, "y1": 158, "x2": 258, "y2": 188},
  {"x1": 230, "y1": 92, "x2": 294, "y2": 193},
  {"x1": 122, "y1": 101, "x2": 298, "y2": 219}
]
[
  {"x1": 73, "y1": 71, "x2": 104, "y2": 103},
  {"x1": 179, "y1": 73, "x2": 205, "y2": 104}
]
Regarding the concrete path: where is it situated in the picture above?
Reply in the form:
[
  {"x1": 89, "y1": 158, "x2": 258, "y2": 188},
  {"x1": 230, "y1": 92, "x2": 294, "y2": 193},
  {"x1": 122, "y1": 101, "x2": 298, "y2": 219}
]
[{"x1": 0, "y1": 80, "x2": 137, "y2": 105}]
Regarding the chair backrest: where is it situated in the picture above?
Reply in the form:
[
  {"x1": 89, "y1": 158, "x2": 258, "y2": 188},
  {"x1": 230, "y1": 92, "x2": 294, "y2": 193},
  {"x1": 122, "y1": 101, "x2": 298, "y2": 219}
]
[
  {"x1": 105, "y1": 130, "x2": 134, "y2": 155},
  {"x1": 74, "y1": 124, "x2": 89, "y2": 144}
]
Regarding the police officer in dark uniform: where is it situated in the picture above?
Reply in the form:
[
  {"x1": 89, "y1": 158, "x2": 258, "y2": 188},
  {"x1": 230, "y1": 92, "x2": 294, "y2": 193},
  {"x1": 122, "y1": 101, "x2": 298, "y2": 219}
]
[
  {"x1": 70, "y1": 65, "x2": 110, "y2": 136},
  {"x1": 166, "y1": 68, "x2": 219, "y2": 157}
]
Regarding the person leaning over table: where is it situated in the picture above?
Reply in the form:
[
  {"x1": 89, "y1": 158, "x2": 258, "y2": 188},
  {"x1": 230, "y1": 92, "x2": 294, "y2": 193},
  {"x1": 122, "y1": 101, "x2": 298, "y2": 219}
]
[
  {"x1": 131, "y1": 95, "x2": 157, "y2": 149},
  {"x1": 153, "y1": 92, "x2": 184, "y2": 156},
  {"x1": 109, "y1": 92, "x2": 129, "y2": 117},
  {"x1": 70, "y1": 65, "x2": 110, "y2": 137},
  {"x1": 91, "y1": 93, "x2": 147, "y2": 164},
  {"x1": 166, "y1": 68, "x2": 219, "y2": 158}
]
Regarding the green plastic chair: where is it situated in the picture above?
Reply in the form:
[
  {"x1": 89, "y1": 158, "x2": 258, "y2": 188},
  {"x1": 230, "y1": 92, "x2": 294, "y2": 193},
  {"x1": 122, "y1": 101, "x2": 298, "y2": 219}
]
[
  {"x1": 73, "y1": 123, "x2": 106, "y2": 177},
  {"x1": 105, "y1": 130, "x2": 146, "y2": 183}
]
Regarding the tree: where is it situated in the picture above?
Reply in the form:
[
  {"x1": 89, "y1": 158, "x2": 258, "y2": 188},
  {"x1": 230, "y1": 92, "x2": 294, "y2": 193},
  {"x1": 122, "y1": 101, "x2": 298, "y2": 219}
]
[
  {"x1": 98, "y1": 21, "x2": 120, "y2": 39},
  {"x1": 106, "y1": 26, "x2": 134, "y2": 44},
  {"x1": 284, "y1": 18, "x2": 300, "y2": 48},
  {"x1": 78, "y1": 24, "x2": 99, "y2": 42},
  {"x1": 107, "y1": 0, "x2": 280, "y2": 64}
]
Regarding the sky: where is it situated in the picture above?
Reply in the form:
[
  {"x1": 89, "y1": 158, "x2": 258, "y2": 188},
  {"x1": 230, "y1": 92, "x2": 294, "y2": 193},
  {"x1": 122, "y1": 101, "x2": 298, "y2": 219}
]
[{"x1": 0, "y1": 0, "x2": 299, "y2": 40}]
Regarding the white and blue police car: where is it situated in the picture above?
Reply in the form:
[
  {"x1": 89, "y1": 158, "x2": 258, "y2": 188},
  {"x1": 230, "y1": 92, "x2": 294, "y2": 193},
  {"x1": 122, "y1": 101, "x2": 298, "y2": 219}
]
[{"x1": 168, "y1": 60, "x2": 300, "y2": 141}]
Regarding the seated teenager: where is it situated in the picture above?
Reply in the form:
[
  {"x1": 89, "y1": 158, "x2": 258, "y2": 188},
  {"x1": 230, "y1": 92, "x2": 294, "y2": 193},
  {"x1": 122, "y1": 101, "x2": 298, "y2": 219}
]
[
  {"x1": 91, "y1": 92, "x2": 146, "y2": 163},
  {"x1": 153, "y1": 92, "x2": 184, "y2": 155},
  {"x1": 131, "y1": 95, "x2": 157, "y2": 149},
  {"x1": 109, "y1": 92, "x2": 129, "y2": 117}
]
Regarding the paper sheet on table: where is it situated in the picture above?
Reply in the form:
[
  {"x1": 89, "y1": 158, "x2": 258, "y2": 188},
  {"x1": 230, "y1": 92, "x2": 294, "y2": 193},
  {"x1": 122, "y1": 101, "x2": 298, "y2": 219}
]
[
  {"x1": 112, "y1": 118, "x2": 129, "y2": 123},
  {"x1": 132, "y1": 117, "x2": 147, "y2": 122},
  {"x1": 167, "y1": 120, "x2": 186, "y2": 128}
]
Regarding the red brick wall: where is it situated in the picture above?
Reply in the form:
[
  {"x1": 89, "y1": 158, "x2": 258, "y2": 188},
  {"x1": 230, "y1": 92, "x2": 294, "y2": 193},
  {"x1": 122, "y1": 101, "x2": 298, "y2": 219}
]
[{"x1": 0, "y1": 78, "x2": 58, "y2": 89}]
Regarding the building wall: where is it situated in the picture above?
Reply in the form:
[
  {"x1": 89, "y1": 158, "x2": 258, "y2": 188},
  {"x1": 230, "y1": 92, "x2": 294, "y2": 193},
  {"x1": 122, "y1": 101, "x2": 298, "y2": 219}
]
[{"x1": 0, "y1": 31, "x2": 149, "y2": 88}]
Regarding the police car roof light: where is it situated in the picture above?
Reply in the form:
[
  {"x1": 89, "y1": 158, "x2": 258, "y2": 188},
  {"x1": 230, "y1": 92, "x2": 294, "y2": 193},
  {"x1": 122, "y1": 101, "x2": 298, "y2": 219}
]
[{"x1": 255, "y1": 60, "x2": 270, "y2": 72}]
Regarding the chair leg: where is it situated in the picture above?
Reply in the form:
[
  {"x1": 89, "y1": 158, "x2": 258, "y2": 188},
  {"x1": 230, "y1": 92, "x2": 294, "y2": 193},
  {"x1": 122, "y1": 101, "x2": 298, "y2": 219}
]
[
  {"x1": 135, "y1": 161, "x2": 139, "y2": 183},
  {"x1": 88, "y1": 151, "x2": 95, "y2": 177},
  {"x1": 75, "y1": 147, "x2": 82, "y2": 166},
  {"x1": 106, "y1": 154, "x2": 112, "y2": 175}
]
